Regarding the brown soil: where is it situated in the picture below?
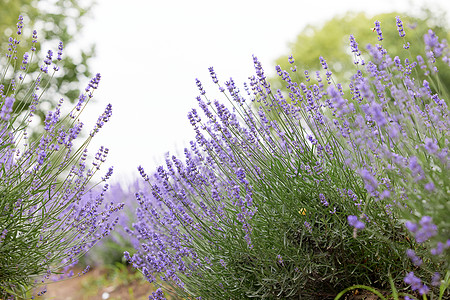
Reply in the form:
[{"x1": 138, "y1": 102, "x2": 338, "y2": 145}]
[
  {"x1": 42, "y1": 267, "x2": 155, "y2": 300},
  {"x1": 40, "y1": 269, "x2": 389, "y2": 300}
]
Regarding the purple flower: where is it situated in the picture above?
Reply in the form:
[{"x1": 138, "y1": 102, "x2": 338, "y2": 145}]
[
  {"x1": 424, "y1": 29, "x2": 444, "y2": 57},
  {"x1": 406, "y1": 249, "x2": 422, "y2": 266},
  {"x1": 419, "y1": 284, "x2": 430, "y2": 295},
  {"x1": 359, "y1": 169, "x2": 378, "y2": 196},
  {"x1": 424, "y1": 137, "x2": 438, "y2": 154},
  {"x1": 220, "y1": 259, "x2": 226, "y2": 268},
  {"x1": 288, "y1": 55, "x2": 295, "y2": 64},
  {"x1": 430, "y1": 242, "x2": 444, "y2": 255},
  {"x1": 30, "y1": 30, "x2": 38, "y2": 51},
  {"x1": 374, "y1": 20, "x2": 383, "y2": 41},
  {"x1": 395, "y1": 16, "x2": 406, "y2": 37},
  {"x1": 415, "y1": 216, "x2": 437, "y2": 243},
  {"x1": 304, "y1": 221, "x2": 312, "y2": 233},
  {"x1": 208, "y1": 67, "x2": 219, "y2": 84},
  {"x1": 409, "y1": 156, "x2": 424, "y2": 182},
  {"x1": 21, "y1": 52, "x2": 29, "y2": 70},
  {"x1": 57, "y1": 41, "x2": 64, "y2": 61},
  {"x1": 196, "y1": 78, "x2": 206, "y2": 95},
  {"x1": 0, "y1": 229, "x2": 7, "y2": 243},
  {"x1": 90, "y1": 104, "x2": 113, "y2": 137},
  {"x1": 319, "y1": 193, "x2": 329, "y2": 207},
  {"x1": 44, "y1": 50, "x2": 53, "y2": 65},
  {"x1": 327, "y1": 85, "x2": 346, "y2": 110},
  {"x1": 366, "y1": 44, "x2": 383, "y2": 62},
  {"x1": 424, "y1": 181, "x2": 435, "y2": 192},
  {"x1": 149, "y1": 288, "x2": 166, "y2": 300},
  {"x1": 370, "y1": 102, "x2": 387, "y2": 127},
  {"x1": 16, "y1": 15, "x2": 24, "y2": 35},
  {"x1": 85, "y1": 73, "x2": 101, "y2": 93},
  {"x1": 319, "y1": 56, "x2": 328, "y2": 69},
  {"x1": 0, "y1": 96, "x2": 15, "y2": 121},
  {"x1": 347, "y1": 215, "x2": 365, "y2": 229},
  {"x1": 277, "y1": 254, "x2": 283, "y2": 264},
  {"x1": 404, "y1": 272, "x2": 423, "y2": 291},
  {"x1": 405, "y1": 221, "x2": 418, "y2": 233},
  {"x1": 304, "y1": 70, "x2": 310, "y2": 82},
  {"x1": 431, "y1": 272, "x2": 441, "y2": 286},
  {"x1": 349, "y1": 35, "x2": 361, "y2": 56}
]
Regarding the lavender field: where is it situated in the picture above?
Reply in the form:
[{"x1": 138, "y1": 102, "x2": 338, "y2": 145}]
[{"x1": 0, "y1": 8, "x2": 449, "y2": 300}]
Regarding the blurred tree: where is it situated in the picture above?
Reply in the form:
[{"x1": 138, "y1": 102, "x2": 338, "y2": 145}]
[
  {"x1": 271, "y1": 10, "x2": 450, "y2": 96},
  {"x1": 0, "y1": 0, "x2": 95, "y2": 116}
]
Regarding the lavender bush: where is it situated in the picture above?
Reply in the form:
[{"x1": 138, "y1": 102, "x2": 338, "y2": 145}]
[
  {"x1": 0, "y1": 17, "x2": 123, "y2": 298},
  {"x1": 80, "y1": 180, "x2": 144, "y2": 267},
  {"x1": 125, "y1": 17, "x2": 449, "y2": 300}
]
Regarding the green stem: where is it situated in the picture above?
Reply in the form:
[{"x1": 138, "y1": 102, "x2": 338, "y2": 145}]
[{"x1": 334, "y1": 285, "x2": 386, "y2": 300}]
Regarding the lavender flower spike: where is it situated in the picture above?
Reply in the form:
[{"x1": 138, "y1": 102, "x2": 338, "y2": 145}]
[
  {"x1": 347, "y1": 215, "x2": 365, "y2": 229},
  {"x1": 374, "y1": 20, "x2": 383, "y2": 41},
  {"x1": 395, "y1": 16, "x2": 406, "y2": 37}
]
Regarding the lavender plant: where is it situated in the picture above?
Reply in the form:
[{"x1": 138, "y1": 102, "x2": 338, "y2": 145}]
[
  {"x1": 0, "y1": 17, "x2": 123, "y2": 299},
  {"x1": 126, "y1": 17, "x2": 449, "y2": 299},
  {"x1": 81, "y1": 180, "x2": 144, "y2": 267}
]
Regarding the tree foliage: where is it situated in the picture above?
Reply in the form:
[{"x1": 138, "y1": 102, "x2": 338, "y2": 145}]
[{"x1": 0, "y1": 0, "x2": 95, "y2": 114}]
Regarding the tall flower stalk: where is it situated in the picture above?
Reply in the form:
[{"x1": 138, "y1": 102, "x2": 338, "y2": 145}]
[
  {"x1": 127, "y1": 17, "x2": 449, "y2": 299},
  {"x1": 0, "y1": 16, "x2": 122, "y2": 299}
]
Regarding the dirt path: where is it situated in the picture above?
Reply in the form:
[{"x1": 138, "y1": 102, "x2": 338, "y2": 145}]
[{"x1": 43, "y1": 268, "x2": 154, "y2": 300}]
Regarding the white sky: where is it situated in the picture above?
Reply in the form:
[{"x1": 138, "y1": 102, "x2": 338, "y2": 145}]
[{"x1": 74, "y1": 0, "x2": 449, "y2": 185}]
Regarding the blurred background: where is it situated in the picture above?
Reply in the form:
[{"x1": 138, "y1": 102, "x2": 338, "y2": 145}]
[{"x1": 1, "y1": 0, "x2": 449, "y2": 299}]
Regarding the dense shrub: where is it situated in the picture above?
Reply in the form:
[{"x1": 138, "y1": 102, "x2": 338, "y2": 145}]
[
  {"x1": 0, "y1": 17, "x2": 122, "y2": 299},
  {"x1": 126, "y1": 17, "x2": 449, "y2": 299}
]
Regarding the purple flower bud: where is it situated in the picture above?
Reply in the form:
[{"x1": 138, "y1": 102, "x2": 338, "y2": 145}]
[
  {"x1": 44, "y1": 50, "x2": 53, "y2": 65},
  {"x1": 409, "y1": 156, "x2": 424, "y2": 182},
  {"x1": 374, "y1": 20, "x2": 383, "y2": 41},
  {"x1": 57, "y1": 41, "x2": 63, "y2": 61},
  {"x1": 349, "y1": 35, "x2": 361, "y2": 56},
  {"x1": 21, "y1": 52, "x2": 29, "y2": 70},
  {"x1": 319, "y1": 193, "x2": 329, "y2": 207},
  {"x1": 404, "y1": 272, "x2": 424, "y2": 292},
  {"x1": 347, "y1": 215, "x2": 365, "y2": 229},
  {"x1": 195, "y1": 78, "x2": 206, "y2": 95},
  {"x1": 277, "y1": 254, "x2": 283, "y2": 264},
  {"x1": 0, "y1": 96, "x2": 15, "y2": 121},
  {"x1": 431, "y1": 272, "x2": 441, "y2": 286},
  {"x1": 396, "y1": 16, "x2": 406, "y2": 37},
  {"x1": 424, "y1": 137, "x2": 438, "y2": 154},
  {"x1": 0, "y1": 229, "x2": 7, "y2": 243},
  {"x1": 359, "y1": 169, "x2": 378, "y2": 196},
  {"x1": 149, "y1": 288, "x2": 165, "y2": 300},
  {"x1": 16, "y1": 15, "x2": 23, "y2": 35},
  {"x1": 406, "y1": 249, "x2": 422, "y2": 266},
  {"x1": 424, "y1": 181, "x2": 435, "y2": 192},
  {"x1": 208, "y1": 66, "x2": 219, "y2": 84},
  {"x1": 415, "y1": 216, "x2": 437, "y2": 243},
  {"x1": 405, "y1": 221, "x2": 418, "y2": 232},
  {"x1": 430, "y1": 242, "x2": 444, "y2": 255},
  {"x1": 288, "y1": 55, "x2": 295, "y2": 64},
  {"x1": 319, "y1": 56, "x2": 328, "y2": 69},
  {"x1": 304, "y1": 221, "x2": 312, "y2": 233}
]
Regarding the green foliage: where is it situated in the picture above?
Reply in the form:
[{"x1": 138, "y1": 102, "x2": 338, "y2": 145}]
[
  {"x1": 0, "y1": 0, "x2": 95, "y2": 117},
  {"x1": 0, "y1": 19, "x2": 118, "y2": 299}
]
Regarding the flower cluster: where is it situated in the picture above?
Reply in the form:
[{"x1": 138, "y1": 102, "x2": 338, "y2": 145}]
[
  {"x1": 0, "y1": 16, "x2": 121, "y2": 298},
  {"x1": 126, "y1": 17, "x2": 449, "y2": 299}
]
